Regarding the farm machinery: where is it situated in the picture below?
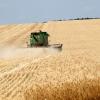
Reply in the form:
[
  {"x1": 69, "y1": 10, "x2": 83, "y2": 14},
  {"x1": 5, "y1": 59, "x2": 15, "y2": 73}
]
[{"x1": 27, "y1": 30, "x2": 62, "y2": 50}]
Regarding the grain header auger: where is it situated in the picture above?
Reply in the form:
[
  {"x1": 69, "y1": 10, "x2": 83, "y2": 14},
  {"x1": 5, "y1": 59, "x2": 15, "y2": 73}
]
[{"x1": 27, "y1": 30, "x2": 63, "y2": 50}]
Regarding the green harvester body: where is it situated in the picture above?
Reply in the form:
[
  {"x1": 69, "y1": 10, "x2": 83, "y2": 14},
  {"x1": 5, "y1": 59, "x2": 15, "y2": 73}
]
[{"x1": 30, "y1": 31, "x2": 49, "y2": 47}]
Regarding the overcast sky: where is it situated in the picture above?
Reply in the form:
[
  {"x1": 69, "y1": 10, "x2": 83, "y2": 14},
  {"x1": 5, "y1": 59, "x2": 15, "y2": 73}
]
[{"x1": 0, "y1": 0, "x2": 100, "y2": 24}]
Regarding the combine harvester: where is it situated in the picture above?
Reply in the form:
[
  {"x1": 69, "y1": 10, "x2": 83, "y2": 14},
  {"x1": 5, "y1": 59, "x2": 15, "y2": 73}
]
[{"x1": 27, "y1": 30, "x2": 62, "y2": 50}]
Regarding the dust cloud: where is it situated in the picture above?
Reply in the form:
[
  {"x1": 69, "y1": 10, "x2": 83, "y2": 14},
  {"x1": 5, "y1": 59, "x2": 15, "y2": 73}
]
[{"x1": 0, "y1": 47, "x2": 59, "y2": 59}]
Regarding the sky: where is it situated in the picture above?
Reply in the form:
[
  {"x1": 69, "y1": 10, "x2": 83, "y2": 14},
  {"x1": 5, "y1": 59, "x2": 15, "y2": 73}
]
[{"x1": 0, "y1": 0, "x2": 100, "y2": 24}]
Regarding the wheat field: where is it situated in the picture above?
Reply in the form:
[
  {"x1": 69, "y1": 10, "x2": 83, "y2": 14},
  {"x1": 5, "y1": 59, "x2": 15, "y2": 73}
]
[{"x1": 0, "y1": 19, "x2": 100, "y2": 100}]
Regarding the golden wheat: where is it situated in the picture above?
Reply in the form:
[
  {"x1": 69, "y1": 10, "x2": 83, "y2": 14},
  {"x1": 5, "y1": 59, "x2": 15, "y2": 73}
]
[{"x1": 0, "y1": 20, "x2": 100, "y2": 100}]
